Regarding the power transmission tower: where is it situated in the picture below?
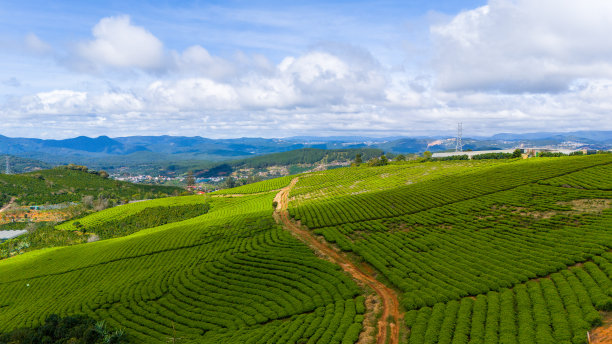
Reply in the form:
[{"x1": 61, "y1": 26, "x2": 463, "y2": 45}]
[
  {"x1": 455, "y1": 122, "x2": 463, "y2": 152},
  {"x1": 5, "y1": 156, "x2": 10, "y2": 174}
]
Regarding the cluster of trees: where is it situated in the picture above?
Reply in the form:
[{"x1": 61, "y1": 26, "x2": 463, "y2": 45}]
[
  {"x1": 63, "y1": 164, "x2": 109, "y2": 179},
  {"x1": 0, "y1": 168, "x2": 181, "y2": 208},
  {"x1": 472, "y1": 152, "x2": 515, "y2": 160},
  {"x1": 353, "y1": 153, "x2": 391, "y2": 167},
  {"x1": 431, "y1": 154, "x2": 469, "y2": 161},
  {"x1": 228, "y1": 148, "x2": 384, "y2": 170},
  {"x1": 425, "y1": 149, "x2": 523, "y2": 161},
  {"x1": 0, "y1": 314, "x2": 127, "y2": 344},
  {"x1": 0, "y1": 221, "x2": 89, "y2": 259}
]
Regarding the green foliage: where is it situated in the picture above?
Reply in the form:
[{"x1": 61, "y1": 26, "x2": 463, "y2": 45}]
[
  {"x1": 431, "y1": 154, "x2": 469, "y2": 161},
  {"x1": 0, "y1": 313, "x2": 128, "y2": 344},
  {"x1": 367, "y1": 155, "x2": 389, "y2": 167},
  {"x1": 0, "y1": 192, "x2": 362, "y2": 343},
  {"x1": 57, "y1": 195, "x2": 209, "y2": 231},
  {"x1": 354, "y1": 153, "x2": 363, "y2": 165},
  {"x1": 288, "y1": 155, "x2": 612, "y2": 342},
  {"x1": 538, "y1": 151, "x2": 567, "y2": 157},
  {"x1": 225, "y1": 148, "x2": 383, "y2": 170},
  {"x1": 83, "y1": 204, "x2": 210, "y2": 239},
  {"x1": 185, "y1": 170, "x2": 195, "y2": 187},
  {"x1": 4, "y1": 153, "x2": 612, "y2": 344},
  {"x1": 213, "y1": 175, "x2": 294, "y2": 195},
  {"x1": 0, "y1": 168, "x2": 180, "y2": 207},
  {"x1": 406, "y1": 263, "x2": 610, "y2": 344},
  {"x1": 224, "y1": 176, "x2": 236, "y2": 189},
  {"x1": 471, "y1": 152, "x2": 513, "y2": 160},
  {"x1": 1, "y1": 222, "x2": 91, "y2": 259}
]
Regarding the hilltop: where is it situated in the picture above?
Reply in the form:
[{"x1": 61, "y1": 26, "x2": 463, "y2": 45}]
[
  {"x1": 0, "y1": 154, "x2": 612, "y2": 343},
  {"x1": 0, "y1": 166, "x2": 181, "y2": 208}
]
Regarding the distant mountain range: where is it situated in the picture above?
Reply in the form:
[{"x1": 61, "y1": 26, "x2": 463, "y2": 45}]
[{"x1": 0, "y1": 131, "x2": 610, "y2": 169}]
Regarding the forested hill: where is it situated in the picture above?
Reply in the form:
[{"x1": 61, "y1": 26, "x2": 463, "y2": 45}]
[
  {"x1": 0, "y1": 167, "x2": 181, "y2": 207},
  {"x1": 229, "y1": 148, "x2": 383, "y2": 169},
  {"x1": 192, "y1": 148, "x2": 384, "y2": 177},
  {"x1": 1, "y1": 155, "x2": 52, "y2": 174}
]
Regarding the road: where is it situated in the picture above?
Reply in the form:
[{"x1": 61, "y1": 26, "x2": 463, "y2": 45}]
[{"x1": 274, "y1": 178, "x2": 402, "y2": 344}]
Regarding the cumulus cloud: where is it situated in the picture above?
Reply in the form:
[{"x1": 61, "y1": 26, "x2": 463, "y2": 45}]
[
  {"x1": 76, "y1": 15, "x2": 164, "y2": 70},
  {"x1": 5, "y1": 6, "x2": 612, "y2": 138},
  {"x1": 431, "y1": 0, "x2": 612, "y2": 93}
]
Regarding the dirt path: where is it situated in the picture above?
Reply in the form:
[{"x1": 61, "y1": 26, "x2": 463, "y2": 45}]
[
  {"x1": 0, "y1": 197, "x2": 15, "y2": 213},
  {"x1": 590, "y1": 312, "x2": 612, "y2": 344},
  {"x1": 274, "y1": 178, "x2": 402, "y2": 344}
]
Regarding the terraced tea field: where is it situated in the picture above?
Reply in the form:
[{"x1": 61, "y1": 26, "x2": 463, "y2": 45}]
[
  {"x1": 288, "y1": 154, "x2": 612, "y2": 343},
  {"x1": 1, "y1": 154, "x2": 612, "y2": 344}
]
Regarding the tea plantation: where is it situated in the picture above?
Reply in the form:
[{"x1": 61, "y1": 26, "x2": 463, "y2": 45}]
[
  {"x1": 288, "y1": 154, "x2": 612, "y2": 343},
  {"x1": 2, "y1": 154, "x2": 612, "y2": 343}
]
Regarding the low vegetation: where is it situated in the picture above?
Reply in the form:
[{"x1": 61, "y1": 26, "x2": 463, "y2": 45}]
[
  {"x1": 1, "y1": 154, "x2": 612, "y2": 343},
  {"x1": 0, "y1": 313, "x2": 127, "y2": 344}
]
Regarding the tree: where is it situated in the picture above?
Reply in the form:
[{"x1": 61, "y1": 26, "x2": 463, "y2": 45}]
[
  {"x1": 512, "y1": 149, "x2": 522, "y2": 158},
  {"x1": 354, "y1": 153, "x2": 363, "y2": 165},
  {"x1": 379, "y1": 155, "x2": 389, "y2": 166},
  {"x1": 186, "y1": 171, "x2": 196, "y2": 187},
  {"x1": 423, "y1": 151, "x2": 433, "y2": 159},
  {"x1": 395, "y1": 154, "x2": 406, "y2": 161},
  {"x1": 98, "y1": 170, "x2": 109, "y2": 179},
  {"x1": 225, "y1": 176, "x2": 236, "y2": 189}
]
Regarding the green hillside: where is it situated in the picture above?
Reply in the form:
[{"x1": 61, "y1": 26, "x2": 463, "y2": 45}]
[
  {"x1": 1, "y1": 154, "x2": 612, "y2": 343},
  {"x1": 288, "y1": 154, "x2": 612, "y2": 343},
  {"x1": 0, "y1": 167, "x2": 181, "y2": 207}
]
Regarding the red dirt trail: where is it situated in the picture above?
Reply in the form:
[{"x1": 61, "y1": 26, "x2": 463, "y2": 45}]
[
  {"x1": 0, "y1": 197, "x2": 15, "y2": 213},
  {"x1": 274, "y1": 178, "x2": 402, "y2": 344},
  {"x1": 590, "y1": 312, "x2": 612, "y2": 344}
]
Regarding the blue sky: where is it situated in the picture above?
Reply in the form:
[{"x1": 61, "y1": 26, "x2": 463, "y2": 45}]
[{"x1": 1, "y1": 0, "x2": 611, "y2": 139}]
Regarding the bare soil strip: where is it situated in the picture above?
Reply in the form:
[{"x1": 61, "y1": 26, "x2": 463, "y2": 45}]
[
  {"x1": 0, "y1": 197, "x2": 15, "y2": 213},
  {"x1": 274, "y1": 178, "x2": 402, "y2": 344},
  {"x1": 590, "y1": 311, "x2": 612, "y2": 344}
]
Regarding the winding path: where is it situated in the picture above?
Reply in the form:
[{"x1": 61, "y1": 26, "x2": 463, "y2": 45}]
[{"x1": 274, "y1": 178, "x2": 402, "y2": 344}]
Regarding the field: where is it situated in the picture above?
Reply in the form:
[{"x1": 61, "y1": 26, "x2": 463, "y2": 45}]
[
  {"x1": 1, "y1": 154, "x2": 612, "y2": 343},
  {"x1": 288, "y1": 154, "x2": 612, "y2": 343},
  {"x1": 0, "y1": 192, "x2": 364, "y2": 343}
]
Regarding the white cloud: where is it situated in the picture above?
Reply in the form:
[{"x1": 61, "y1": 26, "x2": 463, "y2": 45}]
[
  {"x1": 77, "y1": 15, "x2": 164, "y2": 70},
  {"x1": 431, "y1": 0, "x2": 612, "y2": 93},
  {"x1": 170, "y1": 45, "x2": 237, "y2": 80},
  {"x1": 146, "y1": 78, "x2": 239, "y2": 111},
  {"x1": 20, "y1": 90, "x2": 88, "y2": 115},
  {"x1": 4, "y1": 6, "x2": 612, "y2": 139},
  {"x1": 24, "y1": 33, "x2": 52, "y2": 55}
]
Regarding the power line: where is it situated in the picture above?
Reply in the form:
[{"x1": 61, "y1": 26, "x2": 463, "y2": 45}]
[{"x1": 455, "y1": 122, "x2": 463, "y2": 152}]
